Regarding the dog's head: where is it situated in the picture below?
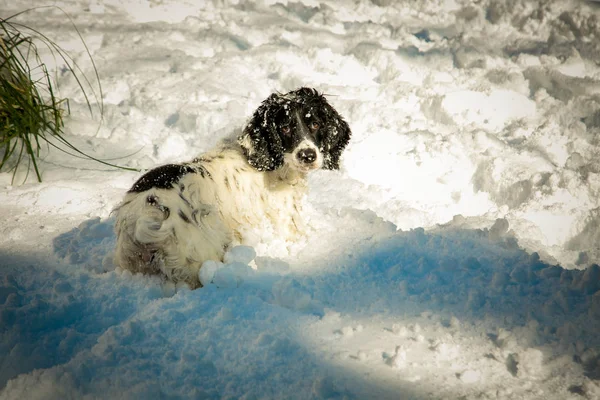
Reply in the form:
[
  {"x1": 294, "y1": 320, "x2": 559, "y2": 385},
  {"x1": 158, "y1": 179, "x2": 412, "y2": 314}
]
[{"x1": 238, "y1": 87, "x2": 351, "y2": 173}]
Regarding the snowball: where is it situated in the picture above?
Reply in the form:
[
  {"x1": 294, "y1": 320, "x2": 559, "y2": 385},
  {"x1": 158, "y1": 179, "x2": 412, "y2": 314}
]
[
  {"x1": 199, "y1": 260, "x2": 222, "y2": 286},
  {"x1": 212, "y1": 265, "x2": 238, "y2": 288},
  {"x1": 211, "y1": 262, "x2": 252, "y2": 288},
  {"x1": 229, "y1": 262, "x2": 253, "y2": 282},
  {"x1": 223, "y1": 245, "x2": 256, "y2": 265}
]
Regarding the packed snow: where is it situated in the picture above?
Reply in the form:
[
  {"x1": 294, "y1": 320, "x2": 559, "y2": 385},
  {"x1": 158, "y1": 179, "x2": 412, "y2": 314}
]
[{"x1": 1, "y1": 0, "x2": 600, "y2": 398}]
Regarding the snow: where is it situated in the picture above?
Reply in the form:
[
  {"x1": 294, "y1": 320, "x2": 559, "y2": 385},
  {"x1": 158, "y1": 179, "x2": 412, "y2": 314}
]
[{"x1": 1, "y1": 0, "x2": 600, "y2": 398}]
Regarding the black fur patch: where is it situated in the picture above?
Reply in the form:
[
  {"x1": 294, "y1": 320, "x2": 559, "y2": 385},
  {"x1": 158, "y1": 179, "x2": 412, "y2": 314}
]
[{"x1": 129, "y1": 164, "x2": 196, "y2": 192}]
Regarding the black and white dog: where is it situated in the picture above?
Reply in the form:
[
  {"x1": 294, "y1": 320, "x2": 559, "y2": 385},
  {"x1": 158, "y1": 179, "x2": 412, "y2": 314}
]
[{"x1": 113, "y1": 87, "x2": 351, "y2": 288}]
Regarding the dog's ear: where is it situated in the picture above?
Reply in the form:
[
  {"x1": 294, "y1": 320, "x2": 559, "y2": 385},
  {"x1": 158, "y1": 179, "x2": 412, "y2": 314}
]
[
  {"x1": 238, "y1": 94, "x2": 285, "y2": 171},
  {"x1": 319, "y1": 98, "x2": 351, "y2": 170}
]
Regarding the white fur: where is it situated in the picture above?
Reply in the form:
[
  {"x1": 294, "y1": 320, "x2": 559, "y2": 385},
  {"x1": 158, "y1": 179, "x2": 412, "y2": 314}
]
[{"x1": 113, "y1": 143, "x2": 308, "y2": 288}]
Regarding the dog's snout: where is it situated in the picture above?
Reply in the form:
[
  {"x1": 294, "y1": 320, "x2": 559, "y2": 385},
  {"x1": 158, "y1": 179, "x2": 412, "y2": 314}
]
[{"x1": 297, "y1": 148, "x2": 317, "y2": 164}]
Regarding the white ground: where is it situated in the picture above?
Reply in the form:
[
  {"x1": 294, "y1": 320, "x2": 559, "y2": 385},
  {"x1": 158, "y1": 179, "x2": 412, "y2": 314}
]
[{"x1": 1, "y1": 0, "x2": 600, "y2": 399}]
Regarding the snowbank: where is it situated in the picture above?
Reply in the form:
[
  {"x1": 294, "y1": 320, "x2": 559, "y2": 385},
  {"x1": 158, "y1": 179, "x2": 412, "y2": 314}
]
[{"x1": 1, "y1": 0, "x2": 600, "y2": 398}]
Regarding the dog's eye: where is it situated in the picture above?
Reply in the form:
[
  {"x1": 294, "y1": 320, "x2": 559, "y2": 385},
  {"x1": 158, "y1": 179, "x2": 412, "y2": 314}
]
[
  {"x1": 309, "y1": 121, "x2": 320, "y2": 131},
  {"x1": 281, "y1": 126, "x2": 291, "y2": 135}
]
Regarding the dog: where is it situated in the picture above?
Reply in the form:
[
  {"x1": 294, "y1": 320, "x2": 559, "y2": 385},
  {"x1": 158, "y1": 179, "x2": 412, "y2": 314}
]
[{"x1": 113, "y1": 87, "x2": 351, "y2": 288}]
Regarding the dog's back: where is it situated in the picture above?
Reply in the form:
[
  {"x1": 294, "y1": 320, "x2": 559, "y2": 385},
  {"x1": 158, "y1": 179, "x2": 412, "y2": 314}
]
[
  {"x1": 113, "y1": 144, "x2": 306, "y2": 288},
  {"x1": 113, "y1": 161, "x2": 230, "y2": 288}
]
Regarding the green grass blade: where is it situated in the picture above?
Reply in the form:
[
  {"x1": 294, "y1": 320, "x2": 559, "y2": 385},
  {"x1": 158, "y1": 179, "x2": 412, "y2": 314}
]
[{"x1": 1, "y1": 7, "x2": 139, "y2": 182}]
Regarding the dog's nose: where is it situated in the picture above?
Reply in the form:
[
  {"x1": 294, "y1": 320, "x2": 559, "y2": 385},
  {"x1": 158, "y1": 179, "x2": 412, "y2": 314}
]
[{"x1": 297, "y1": 148, "x2": 317, "y2": 164}]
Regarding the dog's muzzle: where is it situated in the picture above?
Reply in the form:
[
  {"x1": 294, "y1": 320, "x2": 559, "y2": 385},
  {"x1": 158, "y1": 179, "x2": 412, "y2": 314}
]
[
  {"x1": 289, "y1": 140, "x2": 322, "y2": 172},
  {"x1": 297, "y1": 148, "x2": 317, "y2": 164}
]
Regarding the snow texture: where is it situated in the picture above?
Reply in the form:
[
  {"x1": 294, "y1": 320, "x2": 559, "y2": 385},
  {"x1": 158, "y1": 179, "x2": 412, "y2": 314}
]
[{"x1": 1, "y1": 0, "x2": 600, "y2": 399}]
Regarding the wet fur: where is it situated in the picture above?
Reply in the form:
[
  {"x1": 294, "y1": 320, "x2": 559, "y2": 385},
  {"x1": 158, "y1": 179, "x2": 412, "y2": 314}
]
[{"x1": 113, "y1": 88, "x2": 351, "y2": 288}]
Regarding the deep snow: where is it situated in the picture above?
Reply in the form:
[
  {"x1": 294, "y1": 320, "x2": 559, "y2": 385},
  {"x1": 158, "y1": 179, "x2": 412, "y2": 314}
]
[{"x1": 1, "y1": 0, "x2": 600, "y2": 399}]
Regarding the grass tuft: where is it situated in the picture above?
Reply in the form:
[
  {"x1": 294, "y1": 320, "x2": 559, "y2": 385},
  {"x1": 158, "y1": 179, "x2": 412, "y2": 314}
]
[{"x1": 0, "y1": 7, "x2": 138, "y2": 183}]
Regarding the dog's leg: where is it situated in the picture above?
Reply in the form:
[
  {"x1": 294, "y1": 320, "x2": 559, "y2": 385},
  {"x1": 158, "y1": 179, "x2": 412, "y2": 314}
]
[{"x1": 114, "y1": 189, "x2": 231, "y2": 288}]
